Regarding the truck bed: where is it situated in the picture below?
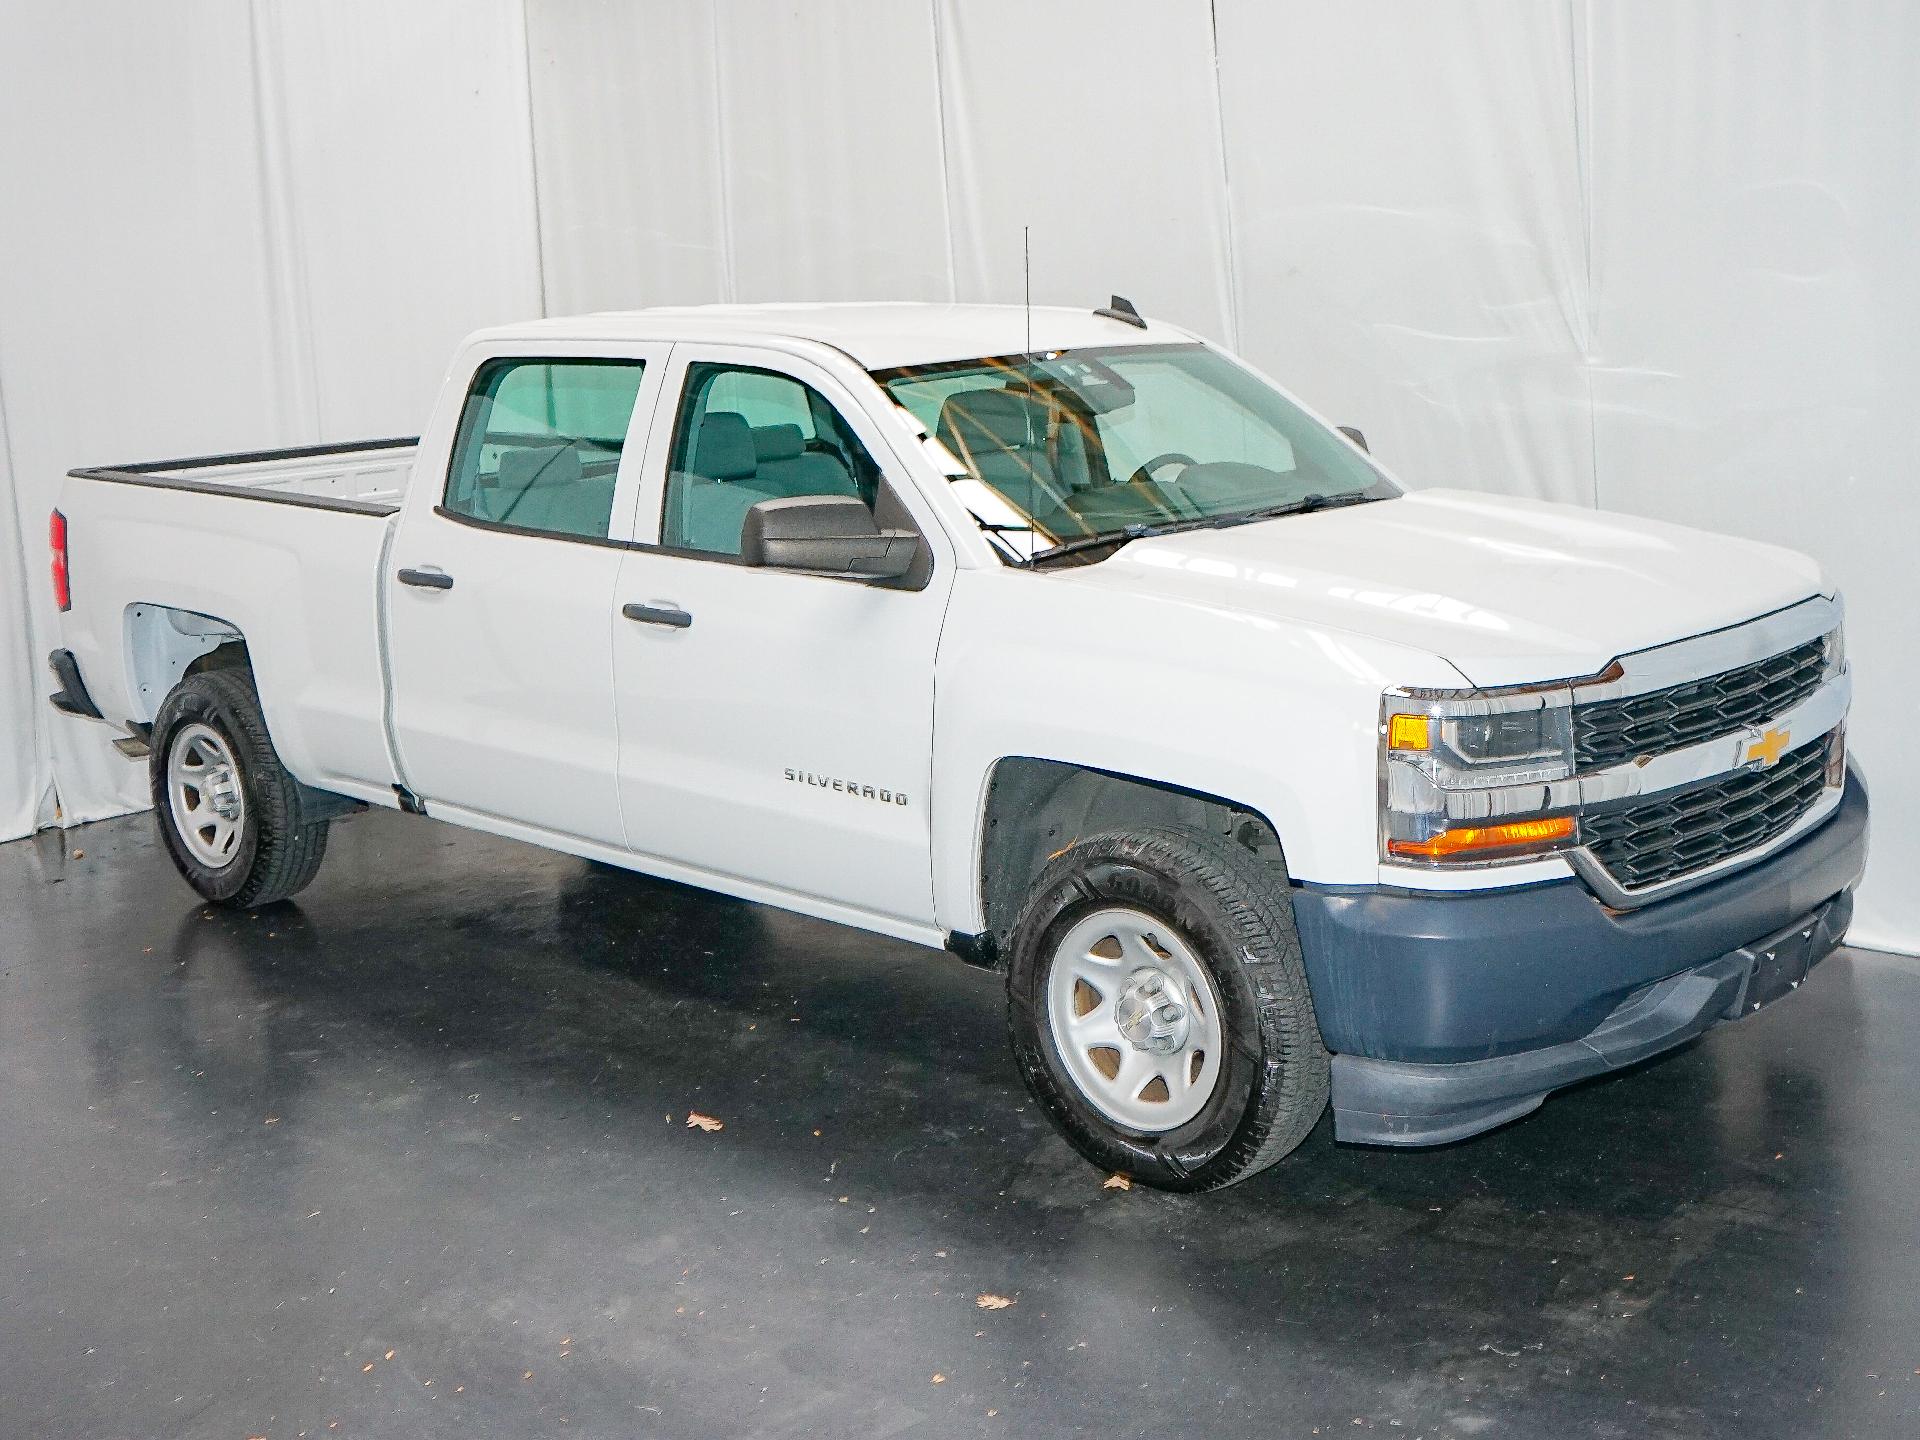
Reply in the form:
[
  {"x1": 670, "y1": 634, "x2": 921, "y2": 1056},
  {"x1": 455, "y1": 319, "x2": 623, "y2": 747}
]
[
  {"x1": 57, "y1": 437, "x2": 421, "y2": 808},
  {"x1": 69, "y1": 436, "x2": 418, "y2": 513}
]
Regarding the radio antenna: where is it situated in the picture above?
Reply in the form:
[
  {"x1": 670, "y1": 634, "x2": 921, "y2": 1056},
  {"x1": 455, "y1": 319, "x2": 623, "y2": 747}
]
[
  {"x1": 1021, "y1": 224, "x2": 1038, "y2": 516},
  {"x1": 1022, "y1": 224, "x2": 1033, "y2": 361}
]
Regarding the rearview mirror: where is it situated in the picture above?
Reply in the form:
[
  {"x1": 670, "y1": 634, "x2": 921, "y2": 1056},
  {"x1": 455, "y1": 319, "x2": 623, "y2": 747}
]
[
  {"x1": 1336, "y1": 425, "x2": 1369, "y2": 453},
  {"x1": 741, "y1": 495, "x2": 921, "y2": 580}
]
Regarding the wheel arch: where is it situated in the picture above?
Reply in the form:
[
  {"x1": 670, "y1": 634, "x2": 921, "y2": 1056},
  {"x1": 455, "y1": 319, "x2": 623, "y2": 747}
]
[
  {"x1": 123, "y1": 603, "x2": 249, "y2": 723},
  {"x1": 968, "y1": 757, "x2": 1290, "y2": 960}
]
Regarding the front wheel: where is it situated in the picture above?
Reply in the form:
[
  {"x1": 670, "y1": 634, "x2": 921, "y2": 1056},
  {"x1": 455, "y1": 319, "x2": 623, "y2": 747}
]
[
  {"x1": 1006, "y1": 826, "x2": 1329, "y2": 1191},
  {"x1": 150, "y1": 667, "x2": 329, "y2": 907}
]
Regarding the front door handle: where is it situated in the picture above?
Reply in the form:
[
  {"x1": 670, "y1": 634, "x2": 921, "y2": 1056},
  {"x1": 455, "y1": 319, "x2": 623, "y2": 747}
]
[
  {"x1": 397, "y1": 567, "x2": 454, "y2": 590},
  {"x1": 622, "y1": 602, "x2": 692, "y2": 629}
]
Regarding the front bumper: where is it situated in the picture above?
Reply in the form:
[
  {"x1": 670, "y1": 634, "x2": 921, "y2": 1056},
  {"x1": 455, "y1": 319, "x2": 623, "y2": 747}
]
[{"x1": 1292, "y1": 765, "x2": 1869, "y2": 1146}]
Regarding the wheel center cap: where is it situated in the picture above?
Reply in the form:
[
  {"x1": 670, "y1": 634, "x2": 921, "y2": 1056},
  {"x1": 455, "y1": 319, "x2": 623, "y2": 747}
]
[
  {"x1": 205, "y1": 767, "x2": 242, "y2": 820},
  {"x1": 1113, "y1": 967, "x2": 1190, "y2": 1054}
]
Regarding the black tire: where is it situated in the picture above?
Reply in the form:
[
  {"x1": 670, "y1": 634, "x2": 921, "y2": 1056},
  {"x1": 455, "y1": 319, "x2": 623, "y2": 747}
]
[
  {"x1": 150, "y1": 668, "x2": 329, "y2": 907},
  {"x1": 1005, "y1": 825, "x2": 1330, "y2": 1192}
]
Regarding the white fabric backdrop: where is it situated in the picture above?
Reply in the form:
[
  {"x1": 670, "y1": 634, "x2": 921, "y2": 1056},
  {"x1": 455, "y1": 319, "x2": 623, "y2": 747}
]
[
  {"x1": 1580, "y1": 0, "x2": 1920, "y2": 958},
  {"x1": 1214, "y1": 1, "x2": 1597, "y2": 507},
  {"x1": 0, "y1": 373, "x2": 36, "y2": 840},
  {"x1": 0, "y1": 0, "x2": 543, "y2": 837},
  {"x1": 521, "y1": 0, "x2": 1918, "y2": 953},
  {"x1": 1, "y1": 2, "x2": 1913, "y2": 954}
]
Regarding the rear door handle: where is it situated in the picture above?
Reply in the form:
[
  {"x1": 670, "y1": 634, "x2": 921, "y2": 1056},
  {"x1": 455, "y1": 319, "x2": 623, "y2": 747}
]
[
  {"x1": 397, "y1": 567, "x2": 454, "y2": 590},
  {"x1": 622, "y1": 602, "x2": 692, "y2": 629}
]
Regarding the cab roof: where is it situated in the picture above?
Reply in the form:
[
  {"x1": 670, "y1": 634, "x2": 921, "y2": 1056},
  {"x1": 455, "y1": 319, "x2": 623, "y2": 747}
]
[{"x1": 472, "y1": 301, "x2": 1197, "y2": 371}]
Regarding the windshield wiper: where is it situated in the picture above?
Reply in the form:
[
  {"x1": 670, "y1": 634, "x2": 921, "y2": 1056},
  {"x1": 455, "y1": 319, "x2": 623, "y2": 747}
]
[
  {"x1": 1219, "y1": 491, "x2": 1382, "y2": 526},
  {"x1": 1026, "y1": 523, "x2": 1153, "y2": 566},
  {"x1": 1025, "y1": 492, "x2": 1385, "y2": 566},
  {"x1": 1026, "y1": 515, "x2": 1224, "y2": 566}
]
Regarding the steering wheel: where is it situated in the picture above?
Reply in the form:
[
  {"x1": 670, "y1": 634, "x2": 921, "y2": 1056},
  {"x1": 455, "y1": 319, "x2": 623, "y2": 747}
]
[{"x1": 1123, "y1": 451, "x2": 1198, "y2": 488}]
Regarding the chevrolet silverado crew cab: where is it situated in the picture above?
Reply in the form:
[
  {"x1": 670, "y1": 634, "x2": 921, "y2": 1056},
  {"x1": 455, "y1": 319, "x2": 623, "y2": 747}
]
[{"x1": 47, "y1": 300, "x2": 1868, "y2": 1191}]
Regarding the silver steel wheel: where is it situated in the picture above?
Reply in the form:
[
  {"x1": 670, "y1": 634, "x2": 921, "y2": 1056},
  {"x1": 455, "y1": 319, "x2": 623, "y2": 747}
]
[
  {"x1": 1044, "y1": 906, "x2": 1225, "y2": 1133},
  {"x1": 166, "y1": 722, "x2": 247, "y2": 870}
]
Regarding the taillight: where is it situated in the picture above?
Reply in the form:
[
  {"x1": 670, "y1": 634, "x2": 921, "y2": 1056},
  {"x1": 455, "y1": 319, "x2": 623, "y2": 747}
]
[{"x1": 50, "y1": 509, "x2": 70, "y2": 611}]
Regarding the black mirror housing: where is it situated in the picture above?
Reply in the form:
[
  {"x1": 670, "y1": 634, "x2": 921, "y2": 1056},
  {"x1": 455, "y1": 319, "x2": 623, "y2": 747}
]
[
  {"x1": 741, "y1": 495, "x2": 921, "y2": 580},
  {"x1": 1336, "y1": 425, "x2": 1369, "y2": 453}
]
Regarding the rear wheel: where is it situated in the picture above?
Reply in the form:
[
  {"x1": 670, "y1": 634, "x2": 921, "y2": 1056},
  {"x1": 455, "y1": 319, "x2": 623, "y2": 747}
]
[
  {"x1": 1006, "y1": 825, "x2": 1329, "y2": 1191},
  {"x1": 150, "y1": 668, "x2": 329, "y2": 907}
]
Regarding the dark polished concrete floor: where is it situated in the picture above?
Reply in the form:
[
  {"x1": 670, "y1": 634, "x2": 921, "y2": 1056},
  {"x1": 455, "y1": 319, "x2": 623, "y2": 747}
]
[{"x1": 4, "y1": 810, "x2": 1918, "y2": 1440}]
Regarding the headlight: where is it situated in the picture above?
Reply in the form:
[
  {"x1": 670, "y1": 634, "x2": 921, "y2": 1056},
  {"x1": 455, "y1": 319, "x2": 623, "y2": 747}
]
[
  {"x1": 1380, "y1": 688, "x2": 1577, "y2": 865},
  {"x1": 1821, "y1": 625, "x2": 1845, "y2": 681}
]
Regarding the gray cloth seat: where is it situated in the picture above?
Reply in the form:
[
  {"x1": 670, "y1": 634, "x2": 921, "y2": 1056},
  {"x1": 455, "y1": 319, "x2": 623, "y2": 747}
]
[
  {"x1": 934, "y1": 388, "x2": 1058, "y2": 509},
  {"x1": 483, "y1": 443, "x2": 617, "y2": 537},
  {"x1": 671, "y1": 411, "x2": 776, "y2": 553},
  {"x1": 750, "y1": 423, "x2": 858, "y2": 501}
]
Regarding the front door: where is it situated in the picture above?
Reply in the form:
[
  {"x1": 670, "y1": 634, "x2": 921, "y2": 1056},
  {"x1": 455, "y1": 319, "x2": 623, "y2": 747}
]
[
  {"x1": 611, "y1": 348, "x2": 955, "y2": 930},
  {"x1": 387, "y1": 347, "x2": 670, "y2": 846}
]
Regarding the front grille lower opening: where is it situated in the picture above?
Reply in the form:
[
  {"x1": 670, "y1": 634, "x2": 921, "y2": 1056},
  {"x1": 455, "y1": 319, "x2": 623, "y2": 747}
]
[{"x1": 1582, "y1": 732, "x2": 1834, "y2": 892}]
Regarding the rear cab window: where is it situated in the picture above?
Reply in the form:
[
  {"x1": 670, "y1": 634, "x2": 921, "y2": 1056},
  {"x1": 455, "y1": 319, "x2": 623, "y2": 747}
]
[{"x1": 443, "y1": 359, "x2": 649, "y2": 540}]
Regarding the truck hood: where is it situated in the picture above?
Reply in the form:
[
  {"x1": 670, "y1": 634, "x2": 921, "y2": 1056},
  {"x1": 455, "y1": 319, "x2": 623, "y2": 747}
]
[{"x1": 1066, "y1": 489, "x2": 1827, "y2": 687}]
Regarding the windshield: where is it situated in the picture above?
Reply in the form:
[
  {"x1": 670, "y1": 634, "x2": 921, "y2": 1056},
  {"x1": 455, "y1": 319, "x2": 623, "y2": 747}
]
[{"x1": 876, "y1": 342, "x2": 1397, "y2": 562}]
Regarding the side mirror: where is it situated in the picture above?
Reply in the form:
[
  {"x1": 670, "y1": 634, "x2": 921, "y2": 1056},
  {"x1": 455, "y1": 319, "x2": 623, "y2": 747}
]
[
  {"x1": 1336, "y1": 425, "x2": 1369, "y2": 453},
  {"x1": 741, "y1": 495, "x2": 922, "y2": 580}
]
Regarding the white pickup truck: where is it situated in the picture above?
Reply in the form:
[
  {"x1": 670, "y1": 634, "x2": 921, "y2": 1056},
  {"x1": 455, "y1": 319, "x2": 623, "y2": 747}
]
[{"x1": 48, "y1": 300, "x2": 1868, "y2": 1190}]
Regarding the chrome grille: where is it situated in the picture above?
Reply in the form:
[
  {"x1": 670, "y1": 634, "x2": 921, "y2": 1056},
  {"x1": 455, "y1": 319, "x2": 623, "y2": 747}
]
[
  {"x1": 1573, "y1": 636, "x2": 1827, "y2": 770},
  {"x1": 1581, "y1": 735, "x2": 1831, "y2": 892}
]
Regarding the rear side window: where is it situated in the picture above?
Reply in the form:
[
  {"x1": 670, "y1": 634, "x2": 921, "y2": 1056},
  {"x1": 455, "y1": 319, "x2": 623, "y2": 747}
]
[
  {"x1": 443, "y1": 359, "x2": 647, "y2": 540},
  {"x1": 661, "y1": 362, "x2": 885, "y2": 556}
]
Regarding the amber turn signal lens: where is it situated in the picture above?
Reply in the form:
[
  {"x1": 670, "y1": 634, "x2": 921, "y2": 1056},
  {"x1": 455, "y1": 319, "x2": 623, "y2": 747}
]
[
  {"x1": 1387, "y1": 815, "x2": 1575, "y2": 860},
  {"x1": 1387, "y1": 713, "x2": 1430, "y2": 751}
]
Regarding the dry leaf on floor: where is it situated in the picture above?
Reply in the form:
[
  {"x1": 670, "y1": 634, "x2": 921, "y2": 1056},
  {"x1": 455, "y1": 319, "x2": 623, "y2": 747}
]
[
  {"x1": 686, "y1": 1111, "x2": 724, "y2": 1132},
  {"x1": 976, "y1": 1294, "x2": 1014, "y2": 1310},
  {"x1": 931, "y1": 1373, "x2": 946, "y2": 1384},
  {"x1": 1103, "y1": 1173, "x2": 1132, "y2": 1191}
]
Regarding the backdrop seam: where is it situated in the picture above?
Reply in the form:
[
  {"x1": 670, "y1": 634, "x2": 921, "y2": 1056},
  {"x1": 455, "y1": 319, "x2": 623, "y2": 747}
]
[
  {"x1": 246, "y1": 0, "x2": 323, "y2": 438},
  {"x1": 517, "y1": 0, "x2": 550, "y2": 317},
  {"x1": 709, "y1": 7, "x2": 737, "y2": 302},
  {"x1": 1569, "y1": 0, "x2": 1600, "y2": 511},
  {"x1": 0, "y1": 330, "x2": 57, "y2": 829}
]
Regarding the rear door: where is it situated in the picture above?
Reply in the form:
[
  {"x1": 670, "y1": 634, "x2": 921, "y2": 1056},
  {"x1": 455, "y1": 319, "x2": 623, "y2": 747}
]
[
  {"x1": 610, "y1": 345, "x2": 956, "y2": 931},
  {"x1": 387, "y1": 346, "x2": 671, "y2": 846}
]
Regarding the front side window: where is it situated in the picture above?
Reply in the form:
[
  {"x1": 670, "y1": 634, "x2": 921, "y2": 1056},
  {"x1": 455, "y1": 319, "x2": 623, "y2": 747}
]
[
  {"x1": 444, "y1": 358, "x2": 648, "y2": 540},
  {"x1": 662, "y1": 363, "x2": 885, "y2": 556},
  {"x1": 878, "y1": 343, "x2": 1396, "y2": 561}
]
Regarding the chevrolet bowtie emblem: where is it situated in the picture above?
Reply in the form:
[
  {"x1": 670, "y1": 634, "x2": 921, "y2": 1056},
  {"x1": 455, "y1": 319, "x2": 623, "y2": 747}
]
[{"x1": 1744, "y1": 726, "x2": 1790, "y2": 768}]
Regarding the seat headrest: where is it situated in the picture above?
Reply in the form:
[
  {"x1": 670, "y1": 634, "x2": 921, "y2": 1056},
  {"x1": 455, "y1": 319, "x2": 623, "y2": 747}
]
[
  {"x1": 935, "y1": 388, "x2": 1048, "y2": 455},
  {"x1": 691, "y1": 411, "x2": 757, "y2": 481},
  {"x1": 495, "y1": 444, "x2": 583, "y2": 491},
  {"x1": 752, "y1": 423, "x2": 806, "y2": 463}
]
